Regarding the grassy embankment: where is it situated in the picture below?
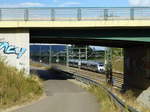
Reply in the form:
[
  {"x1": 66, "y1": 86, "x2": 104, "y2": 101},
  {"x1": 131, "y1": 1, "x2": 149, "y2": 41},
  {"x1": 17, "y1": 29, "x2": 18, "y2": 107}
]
[
  {"x1": 87, "y1": 85, "x2": 150, "y2": 112},
  {"x1": 87, "y1": 86, "x2": 123, "y2": 112},
  {"x1": 0, "y1": 58, "x2": 43, "y2": 109}
]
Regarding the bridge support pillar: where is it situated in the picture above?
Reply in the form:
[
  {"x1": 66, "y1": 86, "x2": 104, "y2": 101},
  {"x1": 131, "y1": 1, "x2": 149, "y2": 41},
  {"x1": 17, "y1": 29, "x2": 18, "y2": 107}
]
[
  {"x1": 0, "y1": 29, "x2": 30, "y2": 74},
  {"x1": 124, "y1": 46, "x2": 150, "y2": 90}
]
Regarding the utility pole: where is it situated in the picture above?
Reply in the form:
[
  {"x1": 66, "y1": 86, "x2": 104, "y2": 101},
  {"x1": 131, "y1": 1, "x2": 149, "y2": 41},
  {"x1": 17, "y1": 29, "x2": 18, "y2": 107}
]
[
  {"x1": 39, "y1": 45, "x2": 42, "y2": 63},
  {"x1": 56, "y1": 52, "x2": 59, "y2": 63},
  {"x1": 78, "y1": 48, "x2": 81, "y2": 69},
  {"x1": 85, "y1": 45, "x2": 88, "y2": 60},
  {"x1": 49, "y1": 45, "x2": 52, "y2": 65},
  {"x1": 79, "y1": 48, "x2": 81, "y2": 61},
  {"x1": 66, "y1": 45, "x2": 69, "y2": 67},
  {"x1": 121, "y1": 48, "x2": 123, "y2": 57},
  {"x1": 71, "y1": 50, "x2": 73, "y2": 59},
  {"x1": 105, "y1": 47, "x2": 113, "y2": 85},
  {"x1": 104, "y1": 48, "x2": 107, "y2": 68}
]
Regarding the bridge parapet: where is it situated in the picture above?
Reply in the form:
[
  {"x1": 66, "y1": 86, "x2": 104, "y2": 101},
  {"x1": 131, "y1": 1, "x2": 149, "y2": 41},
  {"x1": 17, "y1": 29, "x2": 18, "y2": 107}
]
[{"x1": 0, "y1": 7, "x2": 150, "y2": 21}]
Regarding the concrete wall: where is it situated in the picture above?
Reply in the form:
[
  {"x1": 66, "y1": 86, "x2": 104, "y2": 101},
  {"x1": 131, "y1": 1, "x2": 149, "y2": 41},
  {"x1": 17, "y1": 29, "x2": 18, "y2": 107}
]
[
  {"x1": 0, "y1": 29, "x2": 29, "y2": 74},
  {"x1": 124, "y1": 46, "x2": 150, "y2": 89}
]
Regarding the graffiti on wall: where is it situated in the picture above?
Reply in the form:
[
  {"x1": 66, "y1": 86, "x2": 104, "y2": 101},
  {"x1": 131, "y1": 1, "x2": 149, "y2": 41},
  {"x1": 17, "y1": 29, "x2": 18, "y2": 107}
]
[{"x1": 0, "y1": 42, "x2": 26, "y2": 59}]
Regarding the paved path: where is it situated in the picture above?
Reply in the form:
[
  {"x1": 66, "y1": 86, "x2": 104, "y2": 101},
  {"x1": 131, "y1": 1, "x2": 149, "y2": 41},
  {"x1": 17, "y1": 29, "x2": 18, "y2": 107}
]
[{"x1": 12, "y1": 67, "x2": 99, "y2": 112}]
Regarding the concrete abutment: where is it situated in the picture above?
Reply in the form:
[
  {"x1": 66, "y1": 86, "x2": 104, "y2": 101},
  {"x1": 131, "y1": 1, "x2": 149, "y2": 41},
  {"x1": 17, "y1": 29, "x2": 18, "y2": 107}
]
[
  {"x1": 0, "y1": 29, "x2": 30, "y2": 74},
  {"x1": 124, "y1": 46, "x2": 150, "y2": 90}
]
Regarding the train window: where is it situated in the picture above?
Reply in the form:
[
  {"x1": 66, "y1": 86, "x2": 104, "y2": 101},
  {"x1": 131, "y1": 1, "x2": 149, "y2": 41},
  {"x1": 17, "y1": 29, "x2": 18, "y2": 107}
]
[
  {"x1": 91, "y1": 64, "x2": 97, "y2": 68},
  {"x1": 99, "y1": 64, "x2": 104, "y2": 66}
]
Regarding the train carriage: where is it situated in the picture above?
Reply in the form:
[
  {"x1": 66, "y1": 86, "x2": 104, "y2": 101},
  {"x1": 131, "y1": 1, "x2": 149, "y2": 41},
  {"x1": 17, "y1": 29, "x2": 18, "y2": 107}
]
[{"x1": 69, "y1": 59, "x2": 105, "y2": 73}]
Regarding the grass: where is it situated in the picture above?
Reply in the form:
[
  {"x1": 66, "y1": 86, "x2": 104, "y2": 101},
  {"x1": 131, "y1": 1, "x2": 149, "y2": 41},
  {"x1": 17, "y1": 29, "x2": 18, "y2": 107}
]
[
  {"x1": 112, "y1": 56, "x2": 124, "y2": 73},
  {"x1": 30, "y1": 60, "x2": 50, "y2": 70},
  {"x1": 87, "y1": 85, "x2": 121, "y2": 112},
  {"x1": 30, "y1": 61, "x2": 45, "y2": 68},
  {"x1": 0, "y1": 58, "x2": 43, "y2": 109},
  {"x1": 112, "y1": 88, "x2": 150, "y2": 112}
]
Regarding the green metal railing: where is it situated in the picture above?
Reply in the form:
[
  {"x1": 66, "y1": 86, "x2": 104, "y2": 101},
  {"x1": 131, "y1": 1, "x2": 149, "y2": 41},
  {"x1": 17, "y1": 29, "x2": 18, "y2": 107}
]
[{"x1": 0, "y1": 7, "x2": 150, "y2": 21}]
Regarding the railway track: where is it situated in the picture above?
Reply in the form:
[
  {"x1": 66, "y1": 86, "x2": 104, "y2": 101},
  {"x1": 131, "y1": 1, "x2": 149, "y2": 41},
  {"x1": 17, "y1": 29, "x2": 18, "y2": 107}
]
[
  {"x1": 52, "y1": 64, "x2": 140, "y2": 112},
  {"x1": 52, "y1": 64, "x2": 123, "y2": 89}
]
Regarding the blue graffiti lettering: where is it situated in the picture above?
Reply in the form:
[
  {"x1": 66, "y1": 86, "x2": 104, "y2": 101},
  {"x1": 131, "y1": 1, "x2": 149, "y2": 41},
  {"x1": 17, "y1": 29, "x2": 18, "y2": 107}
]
[
  {"x1": 0, "y1": 42, "x2": 26, "y2": 59},
  {"x1": 5, "y1": 46, "x2": 16, "y2": 54},
  {"x1": 17, "y1": 48, "x2": 26, "y2": 59},
  {"x1": 0, "y1": 42, "x2": 9, "y2": 50}
]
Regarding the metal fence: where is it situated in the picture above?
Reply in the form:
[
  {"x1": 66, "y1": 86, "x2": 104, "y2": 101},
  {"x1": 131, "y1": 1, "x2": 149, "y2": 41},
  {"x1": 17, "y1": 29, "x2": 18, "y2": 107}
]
[{"x1": 0, "y1": 7, "x2": 150, "y2": 21}]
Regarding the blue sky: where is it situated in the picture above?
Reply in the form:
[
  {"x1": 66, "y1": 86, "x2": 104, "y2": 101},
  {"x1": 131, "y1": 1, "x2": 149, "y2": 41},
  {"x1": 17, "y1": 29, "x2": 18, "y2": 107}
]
[
  {"x1": 90, "y1": 46, "x2": 106, "y2": 51},
  {"x1": 0, "y1": 0, "x2": 150, "y2": 7}
]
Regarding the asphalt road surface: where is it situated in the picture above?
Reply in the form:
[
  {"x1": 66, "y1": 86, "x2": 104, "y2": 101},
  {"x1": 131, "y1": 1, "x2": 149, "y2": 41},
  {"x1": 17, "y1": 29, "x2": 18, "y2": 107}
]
[{"x1": 12, "y1": 66, "x2": 99, "y2": 112}]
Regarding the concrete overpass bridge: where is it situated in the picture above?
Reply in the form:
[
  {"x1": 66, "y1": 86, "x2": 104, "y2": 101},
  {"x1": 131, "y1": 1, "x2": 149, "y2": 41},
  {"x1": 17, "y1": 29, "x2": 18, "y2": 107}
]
[{"x1": 0, "y1": 7, "x2": 150, "y2": 90}]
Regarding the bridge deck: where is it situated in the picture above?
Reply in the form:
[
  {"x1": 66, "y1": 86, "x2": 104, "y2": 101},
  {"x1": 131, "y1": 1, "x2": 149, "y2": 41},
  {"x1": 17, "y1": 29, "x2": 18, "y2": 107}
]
[{"x1": 0, "y1": 20, "x2": 150, "y2": 28}]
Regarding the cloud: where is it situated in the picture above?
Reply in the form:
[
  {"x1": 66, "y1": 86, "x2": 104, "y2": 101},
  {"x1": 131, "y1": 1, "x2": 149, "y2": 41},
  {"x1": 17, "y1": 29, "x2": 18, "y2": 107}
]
[
  {"x1": 129, "y1": 0, "x2": 150, "y2": 6},
  {"x1": 0, "y1": 2, "x2": 45, "y2": 7},
  {"x1": 59, "y1": 2, "x2": 81, "y2": 7}
]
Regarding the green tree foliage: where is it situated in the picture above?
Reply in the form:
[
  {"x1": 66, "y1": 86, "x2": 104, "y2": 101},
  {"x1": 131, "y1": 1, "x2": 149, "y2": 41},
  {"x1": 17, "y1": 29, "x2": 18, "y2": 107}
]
[{"x1": 112, "y1": 48, "x2": 123, "y2": 58}]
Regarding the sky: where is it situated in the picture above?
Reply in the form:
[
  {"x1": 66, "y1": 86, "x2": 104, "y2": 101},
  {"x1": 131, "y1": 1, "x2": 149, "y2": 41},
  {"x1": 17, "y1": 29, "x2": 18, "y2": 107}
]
[
  {"x1": 90, "y1": 46, "x2": 106, "y2": 51},
  {"x1": 0, "y1": 0, "x2": 150, "y2": 7}
]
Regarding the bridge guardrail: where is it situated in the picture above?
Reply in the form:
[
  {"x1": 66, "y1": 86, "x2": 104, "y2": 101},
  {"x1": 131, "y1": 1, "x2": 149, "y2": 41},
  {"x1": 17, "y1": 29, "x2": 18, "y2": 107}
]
[{"x1": 0, "y1": 7, "x2": 150, "y2": 21}]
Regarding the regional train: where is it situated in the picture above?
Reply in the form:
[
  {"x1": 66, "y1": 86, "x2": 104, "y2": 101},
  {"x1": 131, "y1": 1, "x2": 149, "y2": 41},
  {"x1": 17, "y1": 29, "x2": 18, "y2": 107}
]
[{"x1": 68, "y1": 59, "x2": 105, "y2": 73}]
